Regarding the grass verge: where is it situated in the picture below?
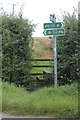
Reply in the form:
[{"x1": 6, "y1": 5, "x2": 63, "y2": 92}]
[{"x1": 2, "y1": 82, "x2": 78, "y2": 118}]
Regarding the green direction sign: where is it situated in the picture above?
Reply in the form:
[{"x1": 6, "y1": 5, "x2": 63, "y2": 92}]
[
  {"x1": 43, "y1": 29, "x2": 65, "y2": 36},
  {"x1": 44, "y1": 22, "x2": 64, "y2": 29}
]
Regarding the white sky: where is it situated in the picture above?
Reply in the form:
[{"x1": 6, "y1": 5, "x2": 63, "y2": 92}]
[{"x1": 0, "y1": 0, "x2": 79, "y2": 37}]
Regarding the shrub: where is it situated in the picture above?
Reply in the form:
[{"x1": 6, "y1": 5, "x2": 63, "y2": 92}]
[
  {"x1": 2, "y1": 14, "x2": 34, "y2": 87},
  {"x1": 57, "y1": 10, "x2": 79, "y2": 84}
]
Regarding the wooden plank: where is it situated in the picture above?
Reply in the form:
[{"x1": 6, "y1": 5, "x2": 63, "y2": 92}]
[
  {"x1": 31, "y1": 58, "x2": 53, "y2": 61},
  {"x1": 32, "y1": 65, "x2": 53, "y2": 67},
  {"x1": 43, "y1": 70, "x2": 53, "y2": 79},
  {"x1": 36, "y1": 76, "x2": 44, "y2": 81},
  {"x1": 30, "y1": 73, "x2": 43, "y2": 75},
  {"x1": 43, "y1": 70, "x2": 52, "y2": 74}
]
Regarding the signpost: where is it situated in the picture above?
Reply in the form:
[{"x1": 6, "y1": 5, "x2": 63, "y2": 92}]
[
  {"x1": 44, "y1": 22, "x2": 64, "y2": 29},
  {"x1": 43, "y1": 29, "x2": 65, "y2": 36},
  {"x1": 43, "y1": 14, "x2": 65, "y2": 88}
]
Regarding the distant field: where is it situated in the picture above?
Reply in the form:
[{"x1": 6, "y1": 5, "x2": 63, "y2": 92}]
[
  {"x1": 2, "y1": 82, "x2": 78, "y2": 118},
  {"x1": 33, "y1": 37, "x2": 53, "y2": 58},
  {"x1": 32, "y1": 37, "x2": 53, "y2": 75}
]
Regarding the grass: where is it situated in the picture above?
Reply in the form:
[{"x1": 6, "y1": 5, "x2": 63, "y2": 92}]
[
  {"x1": 33, "y1": 41, "x2": 46, "y2": 58},
  {"x1": 2, "y1": 81, "x2": 78, "y2": 118}
]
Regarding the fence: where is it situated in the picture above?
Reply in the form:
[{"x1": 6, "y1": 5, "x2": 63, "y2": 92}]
[
  {"x1": 30, "y1": 58, "x2": 53, "y2": 76},
  {"x1": 27, "y1": 58, "x2": 54, "y2": 91}
]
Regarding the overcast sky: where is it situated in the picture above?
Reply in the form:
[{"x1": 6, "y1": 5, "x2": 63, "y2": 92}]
[{"x1": 0, "y1": 0, "x2": 79, "y2": 37}]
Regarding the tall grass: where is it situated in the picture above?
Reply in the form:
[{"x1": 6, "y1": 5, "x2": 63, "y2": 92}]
[{"x1": 2, "y1": 82, "x2": 78, "y2": 118}]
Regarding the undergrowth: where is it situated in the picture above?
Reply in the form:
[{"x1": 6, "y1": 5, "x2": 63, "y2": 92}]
[{"x1": 2, "y1": 82, "x2": 78, "y2": 118}]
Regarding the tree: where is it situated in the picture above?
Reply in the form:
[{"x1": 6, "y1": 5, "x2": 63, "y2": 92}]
[
  {"x1": 57, "y1": 9, "x2": 79, "y2": 84},
  {"x1": 2, "y1": 13, "x2": 34, "y2": 87}
]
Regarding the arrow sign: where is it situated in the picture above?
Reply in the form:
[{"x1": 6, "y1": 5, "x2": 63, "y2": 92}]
[
  {"x1": 43, "y1": 30, "x2": 46, "y2": 36},
  {"x1": 43, "y1": 29, "x2": 65, "y2": 36},
  {"x1": 44, "y1": 22, "x2": 64, "y2": 29}
]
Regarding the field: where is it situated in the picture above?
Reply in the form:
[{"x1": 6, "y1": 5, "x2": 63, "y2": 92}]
[
  {"x1": 2, "y1": 82, "x2": 78, "y2": 118},
  {"x1": 33, "y1": 37, "x2": 53, "y2": 58}
]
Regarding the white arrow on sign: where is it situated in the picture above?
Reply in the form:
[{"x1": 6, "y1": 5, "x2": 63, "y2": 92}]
[
  {"x1": 61, "y1": 23, "x2": 64, "y2": 28},
  {"x1": 43, "y1": 30, "x2": 46, "y2": 35}
]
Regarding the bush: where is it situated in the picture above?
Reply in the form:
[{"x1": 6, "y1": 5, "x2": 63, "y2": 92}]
[
  {"x1": 57, "y1": 10, "x2": 79, "y2": 84},
  {"x1": 2, "y1": 14, "x2": 34, "y2": 87}
]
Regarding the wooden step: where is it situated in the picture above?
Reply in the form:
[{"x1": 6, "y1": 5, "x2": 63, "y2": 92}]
[
  {"x1": 43, "y1": 70, "x2": 53, "y2": 79},
  {"x1": 43, "y1": 70, "x2": 52, "y2": 74},
  {"x1": 36, "y1": 76, "x2": 44, "y2": 81}
]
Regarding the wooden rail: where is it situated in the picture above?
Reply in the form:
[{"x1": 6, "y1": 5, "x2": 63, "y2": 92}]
[
  {"x1": 32, "y1": 65, "x2": 53, "y2": 67},
  {"x1": 30, "y1": 58, "x2": 53, "y2": 76},
  {"x1": 30, "y1": 73, "x2": 43, "y2": 76},
  {"x1": 31, "y1": 58, "x2": 53, "y2": 61}
]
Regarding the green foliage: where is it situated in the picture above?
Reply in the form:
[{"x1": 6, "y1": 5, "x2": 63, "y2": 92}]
[
  {"x1": 2, "y1": 82, "x2": 78, "y2": 117},
  {"x1": 57, "y1": 10, "x2": 79, "y2": 84},
  {"x1": 2, "y1": 14, "x2": 34, "y2": 87}
]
